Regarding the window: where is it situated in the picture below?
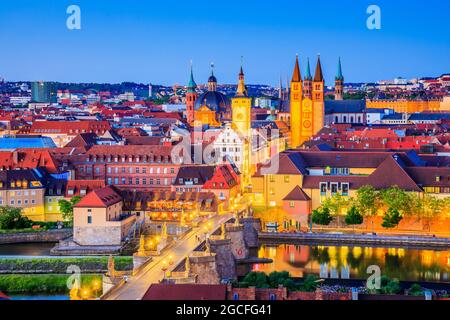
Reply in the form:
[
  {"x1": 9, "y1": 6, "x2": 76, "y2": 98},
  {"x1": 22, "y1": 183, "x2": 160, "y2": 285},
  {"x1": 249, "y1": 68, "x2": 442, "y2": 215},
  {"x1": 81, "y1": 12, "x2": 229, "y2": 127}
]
[
  {"x1": 320, "y1": 183, "x2": 327, "y2": 195},
  {"x1": 136, "y1": 168, "x2": 140, "y2": 174},
  {"x1": 87, "y1": 216, "x2": 92, "y2": 224},
  {"x1": 331, "y1": 183, "x2": 338, "y2": 195},
  {"x1": 284, "y1": 176, "x2": 290, "y2": 183},
  {"x1": 269, "y1": 175, "x2": 276, "y2": 183},
  {"x1": 290, "y1": 201, "x2": 295, "y2": 208},
  {"x1": 233, "y1": 293, "x2": 239, "y2": 301},
  {"x1": 342, "y1": 183, "x2": 349, "y2": 196},
  {"x1": 269, "y1": 294, "x2": 276, "y2": 301}
]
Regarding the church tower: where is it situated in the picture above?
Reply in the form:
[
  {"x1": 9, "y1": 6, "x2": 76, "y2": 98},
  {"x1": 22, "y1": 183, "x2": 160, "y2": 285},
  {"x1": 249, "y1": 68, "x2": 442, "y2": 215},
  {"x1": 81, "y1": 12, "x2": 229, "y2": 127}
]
[
  {"x1": 303, "y1": 57, "x2": 313, "y2": 99},
  {"x1": 232, "y1": 63, "x2": 252, "y2": 191},
  {"x1": 335, "y1": 57, "x2": 344, "y2": 101},
  {"x1": 312, "y1": 55, "x2": 325, "y2": 135},
  {"x1": 289, "y1": 54, "x2": 303, "y2": 148},
  {"x1": 186, "y1": 62, "x2": 198, "y2": 124}
]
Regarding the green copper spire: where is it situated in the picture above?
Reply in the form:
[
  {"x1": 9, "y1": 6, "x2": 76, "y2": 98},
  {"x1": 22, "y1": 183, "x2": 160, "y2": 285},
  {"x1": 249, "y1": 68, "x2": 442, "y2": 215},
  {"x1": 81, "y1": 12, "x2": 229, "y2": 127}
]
[
  {"x1": 187, "y1": 61, "x2": 197, "y2": 93},
  {"x1": 336, "y1": 57, "x2": 344, "y2": 80},
  {"x1": 305, "y1": 57, "x2": 312, "y2": 81}
]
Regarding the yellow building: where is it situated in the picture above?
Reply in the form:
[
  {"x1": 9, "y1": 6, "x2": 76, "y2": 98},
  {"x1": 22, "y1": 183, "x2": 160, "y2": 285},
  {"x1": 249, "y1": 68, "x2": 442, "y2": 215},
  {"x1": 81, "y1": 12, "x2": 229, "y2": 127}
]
[
  {"x1": 289, "y1": 55, "x2": 325, "y2": 148},
  {"x1": 0, "y1": 169, "x2": 46, "y2": 221},
  {"x1": 366, "y1": 99, "x2": 442, "y2": 113}
]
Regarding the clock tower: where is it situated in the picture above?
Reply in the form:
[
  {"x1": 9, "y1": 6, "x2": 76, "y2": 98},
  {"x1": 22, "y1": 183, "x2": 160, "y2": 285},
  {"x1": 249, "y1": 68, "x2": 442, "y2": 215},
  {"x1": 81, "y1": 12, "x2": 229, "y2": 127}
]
[{"x1": 232, "y1": 64, "x2": 252, "y2": 191}]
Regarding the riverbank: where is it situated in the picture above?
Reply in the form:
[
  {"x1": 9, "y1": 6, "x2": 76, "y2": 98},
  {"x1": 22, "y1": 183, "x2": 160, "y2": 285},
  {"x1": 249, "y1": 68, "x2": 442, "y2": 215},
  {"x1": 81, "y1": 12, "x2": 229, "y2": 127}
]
[
  {"x1": 259, "y1": 232, "x2": 450, "y2": 249},
  {"x1": 0, "y1": 229, "x2": 72, "y2": 245},
  {"x1": 0, "y1": 256, "x2": 133, "y2": 274}
]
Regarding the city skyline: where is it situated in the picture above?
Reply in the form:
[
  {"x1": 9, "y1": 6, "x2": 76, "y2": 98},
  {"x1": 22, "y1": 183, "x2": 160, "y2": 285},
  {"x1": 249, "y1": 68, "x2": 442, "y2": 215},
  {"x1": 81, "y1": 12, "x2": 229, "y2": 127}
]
[{"x1": 0, "y1": 0, "x2": 449, "y2": 85}]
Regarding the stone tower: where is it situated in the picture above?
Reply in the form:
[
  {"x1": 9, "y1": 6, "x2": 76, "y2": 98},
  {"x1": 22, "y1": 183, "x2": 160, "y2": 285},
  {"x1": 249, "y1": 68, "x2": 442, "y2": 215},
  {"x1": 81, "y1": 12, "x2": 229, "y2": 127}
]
[
  {"x1": 232, "y1": 62, "x2": 252, "y2": 191},
  {"x1": 335, "y1": 57, "x2": 344, "y2": 101},
  {"x1": 186, "y1": 62, "x2": 198, "y2": 124},
  {"x1": 312, "y1": 55, "x2": 325, "y2": 136},
  {"x1": 289, "y1": 54, "x2": 303, "y2": 148}
]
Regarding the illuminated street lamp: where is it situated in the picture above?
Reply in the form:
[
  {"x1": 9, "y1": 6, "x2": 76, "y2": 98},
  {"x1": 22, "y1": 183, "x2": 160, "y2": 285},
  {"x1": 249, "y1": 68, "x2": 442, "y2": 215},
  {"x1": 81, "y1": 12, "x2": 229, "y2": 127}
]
[
  {"x1": 80, "y1": 287, "x2": 91, "y2": 300},
  {"x1": 92, "y1": 279, "x2": 101, "y2": 297}
]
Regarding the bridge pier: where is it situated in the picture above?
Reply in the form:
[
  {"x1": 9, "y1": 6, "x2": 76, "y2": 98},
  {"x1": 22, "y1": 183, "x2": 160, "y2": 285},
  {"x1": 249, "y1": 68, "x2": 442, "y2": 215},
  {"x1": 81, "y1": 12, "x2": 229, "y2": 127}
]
[
  {"x1": 208, "y1": 237, "x2": 237, "y2": 280},
  {"x1": 189, "y1": 252, "x2": 221, "y2": 285}
]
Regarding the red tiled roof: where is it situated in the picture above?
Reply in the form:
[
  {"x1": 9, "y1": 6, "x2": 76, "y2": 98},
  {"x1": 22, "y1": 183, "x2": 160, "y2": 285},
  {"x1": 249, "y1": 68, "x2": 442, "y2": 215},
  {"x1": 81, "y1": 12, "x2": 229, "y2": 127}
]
[
  {"x1": 142, "y1": 284, "x2": 227, "y2": 300},
  {"x1": 65, "y1": 180, "x2": 106, "y2": 197},
  {"x1": 74, "y1": 186, "x2": 122, "y2": 208},
  {"x1": 283, "y1": 185, "x2": 311, "y2": 201},
  {"x1": 30, "y1": 121, "x2": 111, "y2": 135}
]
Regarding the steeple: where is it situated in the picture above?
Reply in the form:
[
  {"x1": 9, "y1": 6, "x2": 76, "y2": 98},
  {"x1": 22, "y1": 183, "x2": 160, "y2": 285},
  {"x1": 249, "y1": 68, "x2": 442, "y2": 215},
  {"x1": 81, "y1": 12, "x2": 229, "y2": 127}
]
[
  {"x1": 336, "y1": 57, "x2": 344, "y2": 80},
  {"x1": 305, "y1": 57, "x2": 312, "y2": 81},
  {"x1": 291, "y1": 54, "x2": 302, "y2": 82},
  {"x1": 187, "y1": 61, "x2": 197, "y2": 93},
  {"x1": 208, "y1": 62, "x2": 217, "y2": 92},
  {"x1": 278, "y1": 76, "x2": 283, "y2": 100},
  {"x1": 236, "y1": 57, "x2": 247, "y2": 97},
  {"x1": 314, "y1": 54, "x2": 324, "y2": 82}
]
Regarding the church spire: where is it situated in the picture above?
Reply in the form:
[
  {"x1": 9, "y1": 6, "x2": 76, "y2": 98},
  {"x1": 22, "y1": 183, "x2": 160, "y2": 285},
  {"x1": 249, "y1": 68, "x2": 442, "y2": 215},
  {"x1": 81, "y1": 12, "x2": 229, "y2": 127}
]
[
  {"x1": 236, "y1": 57, "x2": 247, "y2": 97},
  {"x1": 336, "y1": 57, "x2": 344, "y2": 80},
  {"x1": 291, "y1": 54, "x2": 302, "y2": 82},
  {"x1": 305, "y1": 57, "x2": 312, "y2": 81},
  {"x1": 208, "y1": 62, "x2": 217, "y2": 92},
  {"x1": 314, "y1": 54, "x2": 324, "y2": 82},
  {"x1": 187, "y1": 60, "x2": 197, "y2": 93}
]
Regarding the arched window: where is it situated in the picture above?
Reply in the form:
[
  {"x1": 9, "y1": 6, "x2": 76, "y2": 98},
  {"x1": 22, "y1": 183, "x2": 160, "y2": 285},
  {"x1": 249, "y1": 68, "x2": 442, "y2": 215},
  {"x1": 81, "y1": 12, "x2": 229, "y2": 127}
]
[{"x1": 233, "y1": 293, "x2": 239, "y2": 300}]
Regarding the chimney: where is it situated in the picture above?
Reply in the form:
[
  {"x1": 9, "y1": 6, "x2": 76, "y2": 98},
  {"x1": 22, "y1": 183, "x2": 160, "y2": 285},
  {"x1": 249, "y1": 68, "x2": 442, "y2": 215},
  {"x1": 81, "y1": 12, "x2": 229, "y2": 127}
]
[{"x1": 12, "y1": 150, "x2": 18, "y2": 164}]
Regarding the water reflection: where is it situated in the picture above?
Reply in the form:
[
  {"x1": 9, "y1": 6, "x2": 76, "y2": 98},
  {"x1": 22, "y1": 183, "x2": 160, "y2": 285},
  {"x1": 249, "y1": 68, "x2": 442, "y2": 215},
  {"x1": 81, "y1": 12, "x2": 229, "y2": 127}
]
[
  {"x1": 0, "y1": 243, "x2": 56, "y2": 256},
  {"x1": 254, "y1": 244, "x2": 450, "y2": 283}
]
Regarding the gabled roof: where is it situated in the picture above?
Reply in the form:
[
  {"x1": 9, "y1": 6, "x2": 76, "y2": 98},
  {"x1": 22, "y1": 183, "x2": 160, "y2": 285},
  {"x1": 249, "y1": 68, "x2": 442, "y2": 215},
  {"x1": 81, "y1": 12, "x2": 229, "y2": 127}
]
[
  {"x1": 283, "y1": 186, "x2": 311, "y2": 201},
  {"x1": 74, "y1": 186, "x2": 122, "y2": 208}
]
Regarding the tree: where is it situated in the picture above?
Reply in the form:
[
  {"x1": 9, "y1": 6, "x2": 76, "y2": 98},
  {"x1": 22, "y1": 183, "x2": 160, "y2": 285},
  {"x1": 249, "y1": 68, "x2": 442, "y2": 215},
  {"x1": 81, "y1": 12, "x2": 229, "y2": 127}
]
[
  {"x1": 58, "y1": 196, "x2": 82, "y2": 222},
  {"x1": 379, "y1": 186, "x2": 412, "y2": 215},
  {"x1": 345, "y1": 206, "x2": 364, "y2": 232},
  {"x1": 411, "y1": 194, "x2": 444, "y2": 231},
  {"x1": 355, "y1": 185, "x2": 380, "y2": 217},
  {"x1": 240, "y1": 272, "x2": 269, "y2": 288},
  {"x1": 311, "y1": 207, "x2": 333, "y2": 226},
  {"x1": 299, "y1": 275, "x2": 319, "y2": 292},
  {"x1": 379, "y1": 276, "x2": 401, "y2": 295},
  {"x1": 381, "y1": 208, "x2": 403, "y2": 229},
  {"x1": 0, "y1": 206, "x2": 31, "y2": 230},
  {"x1": 408, "y1": 284, "x2": 424, "y2": 296}
]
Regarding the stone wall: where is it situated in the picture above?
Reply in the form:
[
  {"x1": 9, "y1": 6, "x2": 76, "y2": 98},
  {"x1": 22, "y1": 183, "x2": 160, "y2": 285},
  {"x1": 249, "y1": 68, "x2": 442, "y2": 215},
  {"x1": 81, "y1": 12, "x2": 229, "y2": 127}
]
[
  {"x1": 189, "y1": 254, "x2": 220, "y2": 285},
  {"x1": 74, "y1": 226, "x2": 122, "y2": 246},
  {"x1": 225, "y1": 224, "x2": 248, "y2": 260},
  {"x1": 239, "y1": 218, "x2": 261, "y2": 248},
  {"x1": 0, "y1": 229, "x2": 72, "y2": 244},
  {"x1": 209, "y1": 238, "x2": 236, "y2": 280}
]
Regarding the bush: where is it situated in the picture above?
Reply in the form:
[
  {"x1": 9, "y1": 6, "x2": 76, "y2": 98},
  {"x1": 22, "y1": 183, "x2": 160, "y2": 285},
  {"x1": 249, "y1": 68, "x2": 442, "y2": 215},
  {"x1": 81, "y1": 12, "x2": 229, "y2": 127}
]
[
  {"x1": 408, "y1": 284, "x2": 424, "y2": 296},
  {"x1": 311, "y1": 207, "x2": 333, "y2": 226},
  {"x1": 299, "y1": 275, "x2": 319, "y2": 292},
  {"x1": 381, "y1": 208, "x2": 403, "y2": 229},
  {"x1": 0, "y1": 257, "x2": 133, "y2": 273},
  {"x1": 0, "y1": 207, "x2": 32, "y2": 230}
]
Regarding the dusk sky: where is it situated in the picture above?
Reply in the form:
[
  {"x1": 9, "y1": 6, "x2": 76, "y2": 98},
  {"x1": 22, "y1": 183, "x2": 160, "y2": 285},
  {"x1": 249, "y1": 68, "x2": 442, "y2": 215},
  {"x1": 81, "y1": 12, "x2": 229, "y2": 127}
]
[{"x1": 0, "y1": 0, "x2": 449, "y2": 86}]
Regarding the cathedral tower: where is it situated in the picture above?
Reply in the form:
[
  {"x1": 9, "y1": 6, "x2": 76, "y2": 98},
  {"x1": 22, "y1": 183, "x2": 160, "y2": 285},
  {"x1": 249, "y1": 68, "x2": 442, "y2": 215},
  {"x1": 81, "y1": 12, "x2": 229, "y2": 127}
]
[
  {"x1": 186, "y1": 62, "x2": 198, "y2": 124},
  {"x1": 303, "y1": 57, "x2": 313, "y2": 99},
  {"x1": 312, "y1": 55, "x2": 325, "y2": 136},
  {"x1": 335, "y1": 57, "x2": 344, "y2": 101},
  {"x1": 289, "y1": 54, "x2": 303, "y2": 148},
  {"x1": 208, "y1": 63, "x2": 217, "y2": 92}
]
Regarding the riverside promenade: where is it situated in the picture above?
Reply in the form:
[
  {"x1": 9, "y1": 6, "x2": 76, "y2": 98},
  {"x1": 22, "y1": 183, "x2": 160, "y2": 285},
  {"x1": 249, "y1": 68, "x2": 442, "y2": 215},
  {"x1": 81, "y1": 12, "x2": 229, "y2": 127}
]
[{"x1": 259, "y1": 232, "x2": 450, "y2": 249}]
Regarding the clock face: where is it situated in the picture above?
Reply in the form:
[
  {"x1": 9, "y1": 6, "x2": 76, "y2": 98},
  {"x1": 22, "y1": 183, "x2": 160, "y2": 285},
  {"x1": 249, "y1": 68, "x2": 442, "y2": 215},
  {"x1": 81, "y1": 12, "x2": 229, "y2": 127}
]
[{"x1": 303, "y1": 120, "x2": 312, "y2": 128}]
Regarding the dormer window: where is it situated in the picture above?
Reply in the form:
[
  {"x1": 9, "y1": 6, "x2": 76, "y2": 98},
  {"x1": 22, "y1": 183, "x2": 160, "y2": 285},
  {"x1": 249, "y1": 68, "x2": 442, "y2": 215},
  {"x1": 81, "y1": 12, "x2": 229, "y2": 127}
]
[{"x1": 436, "y1": 176, "x2": 441, "y2": 182}]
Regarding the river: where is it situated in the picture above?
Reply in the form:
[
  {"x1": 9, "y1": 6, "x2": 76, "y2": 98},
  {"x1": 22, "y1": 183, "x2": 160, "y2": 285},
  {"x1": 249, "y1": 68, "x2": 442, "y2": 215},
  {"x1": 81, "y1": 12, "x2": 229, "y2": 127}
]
[
  {"x1": 0, "y1": 243, "x2": 56, "y2": 257},
  {"x1": 254, "y1": 244, "x2": 450, "y2": 283}
]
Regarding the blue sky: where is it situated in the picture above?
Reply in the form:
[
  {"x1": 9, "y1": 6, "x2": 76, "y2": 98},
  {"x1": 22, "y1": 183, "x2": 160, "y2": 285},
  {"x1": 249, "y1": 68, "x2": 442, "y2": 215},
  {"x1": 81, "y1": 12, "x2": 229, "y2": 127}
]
[{"x1": 0, "y1": 0, "x2": 449, "y2": 86}]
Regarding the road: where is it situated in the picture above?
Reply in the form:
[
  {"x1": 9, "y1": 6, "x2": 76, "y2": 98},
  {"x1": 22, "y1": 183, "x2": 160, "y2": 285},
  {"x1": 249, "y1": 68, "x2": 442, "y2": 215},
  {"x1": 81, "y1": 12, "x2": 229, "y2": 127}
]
[{"x1": 103, "y1": 213, "x2": 233, "y2": 300}]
